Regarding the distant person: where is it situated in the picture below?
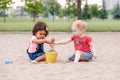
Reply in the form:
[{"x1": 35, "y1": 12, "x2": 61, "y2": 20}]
[
  {"x1": 54, "y1": 20, "x2": 97, "y2": 63},
  {"x1": 27, "y1": 21, "x2": 54, "y2": 64}
]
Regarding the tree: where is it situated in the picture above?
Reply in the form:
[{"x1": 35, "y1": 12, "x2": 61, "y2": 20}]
[
  {"x1": 49, "y1": 0, "x2": 61, "y2": 22},
  {"x1": 0, "y1": 0, "x2": 12, "y2": 22},
  {"x1": 71, "y1": 1, "x2": 77, "y2": 19},
  {"x1": 113, "y1": 3, "x2": 120, "y2": 19},
  {"x1": 99, "y1": 0, "x2": 108, "y2": 19},
  {"x1": 42, "y1": 0, "x2": 50, "y2": 18},
  {"x1": 65, "y1": 0, "x2": 77, "y2": 21},
  {"x1": 77, "y1": 0, "x2": 82, "y2": 20},
  {"x1": 24, "y1": 0, "x2": 43, "y2": 22},
  {"x1": 64, "y1": 0, "x2": 71, "y2": 21},
  {"x1": 90, "y1": 4, "x2": 99, "y2": 18},
  {"x1": 82, "y1": 0, "x2": 91, "y2": 20}
]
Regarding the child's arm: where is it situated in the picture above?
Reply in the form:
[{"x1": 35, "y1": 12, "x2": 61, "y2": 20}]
[
  {"x1": 90, "y1": 42, "x2": 97, "y2": 60},
  {"x1": 55, "y1": 38, "x2": 72, "y2": 45},
  {"x1": 33, "y1": 38, "x2": 54, "y2": 44},
  {"x1": 45, "y1": 38, "x2": 55, "y2": 44}
]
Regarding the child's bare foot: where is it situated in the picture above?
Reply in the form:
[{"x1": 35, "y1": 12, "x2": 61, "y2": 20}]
[{"x1": 31, "y1": 60, "x2": 38, "y2": 64}]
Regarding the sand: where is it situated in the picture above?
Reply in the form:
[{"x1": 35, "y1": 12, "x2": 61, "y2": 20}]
[{"x1": 0, "y1": 32, "x2": 120, "y2": 80}]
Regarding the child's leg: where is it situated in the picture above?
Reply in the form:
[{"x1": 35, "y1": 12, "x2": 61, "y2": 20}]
[
  {"x1": 67, "y1": 54, "x2": 75, "y2": 61},
  {"x1": 36, "y1": 54, "x2": 46, "y2": 62},
  {"x1": 74, "y1": 51, "x2": 81, "y2": 63},
  {"x1": 32, "y1": 54, "x2": 46, "y2": 63}
]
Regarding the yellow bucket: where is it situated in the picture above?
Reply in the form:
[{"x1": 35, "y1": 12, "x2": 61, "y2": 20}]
[{"x1": 45, "y1": 51, "x2": 58, "y2": 63}]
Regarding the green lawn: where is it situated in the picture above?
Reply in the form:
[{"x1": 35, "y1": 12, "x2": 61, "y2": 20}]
[{"x1": 0, "y1": 17, "x2": 120, "y2": 32}]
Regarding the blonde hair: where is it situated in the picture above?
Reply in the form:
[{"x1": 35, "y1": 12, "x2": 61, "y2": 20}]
[{"x1": 72, "y1": 20, "x2": 87, "y2": 31}]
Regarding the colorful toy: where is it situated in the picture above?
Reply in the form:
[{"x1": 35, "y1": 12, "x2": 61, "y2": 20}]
[{"x1": 45, "y1": 49, "x2": 58, "y2": 63}]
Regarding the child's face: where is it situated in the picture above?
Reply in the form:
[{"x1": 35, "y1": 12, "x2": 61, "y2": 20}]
[
  {"x1": 35, "y1": 30, "x2": 46, "y2": 39},
  {"x1": 72, "y1": 27, "x2": 84, "y2": 37}
]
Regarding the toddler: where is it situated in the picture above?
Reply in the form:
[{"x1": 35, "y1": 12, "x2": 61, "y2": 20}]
[
  {"x1": 27, "y1": 21, "x2": 54, "y2": 64},
  {"x1": 55, "y1": 20, "x2": 97, "y2": 63}
]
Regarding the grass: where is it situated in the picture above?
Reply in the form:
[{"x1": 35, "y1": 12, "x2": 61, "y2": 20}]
[
  {"x1": 87, "y1": 19, "x2": 120, "y2": 32},
  {"x1": 0, "y1": 17, "x2": 120, "y2": 32}
]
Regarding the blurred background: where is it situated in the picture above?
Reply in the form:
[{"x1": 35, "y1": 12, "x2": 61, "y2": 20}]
[{"x1": 0, "y1": 0, "x2": 120, "y2": 32}]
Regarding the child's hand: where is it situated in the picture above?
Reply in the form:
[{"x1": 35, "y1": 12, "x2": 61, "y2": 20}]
[
  {"x1": 93, "y1": 54, "x2": 97, "y2": 60},
  {"x1": 49, "y1": 38, "x2": 55, "y2": 48},
  {"x1": 49, "y1": 38, "x2": 55, "y2": 44},
  {"x1": 94, "y1": 55, "x2": 97, "y2": 59}
]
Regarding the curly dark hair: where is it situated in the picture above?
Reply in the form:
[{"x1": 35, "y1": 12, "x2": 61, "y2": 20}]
[{"x1": 32, "y1": 21, "x2": 49, "y2": 36}]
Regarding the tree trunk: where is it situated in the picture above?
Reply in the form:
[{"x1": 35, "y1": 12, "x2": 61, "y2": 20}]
[
  {"x1": 33, "y1": 13, "x2": 36, "y2": 22},
  {"x1": 77, "y1": 0, "x2": 82, "y2": 20},
  {"x1": 4, "y1": 9, "x2": 6, "y2": 23},
  {"x1": 52, "y1": 13, "x2": 55, "y2": 22},
  {"x1": 52, "y1": 0, "x2": 55, "y2": 22}
]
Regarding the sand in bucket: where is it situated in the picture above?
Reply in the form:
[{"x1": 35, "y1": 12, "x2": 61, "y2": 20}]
[{"x1": 45, "y1": 49, "x2": 58, "y2": 63}]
